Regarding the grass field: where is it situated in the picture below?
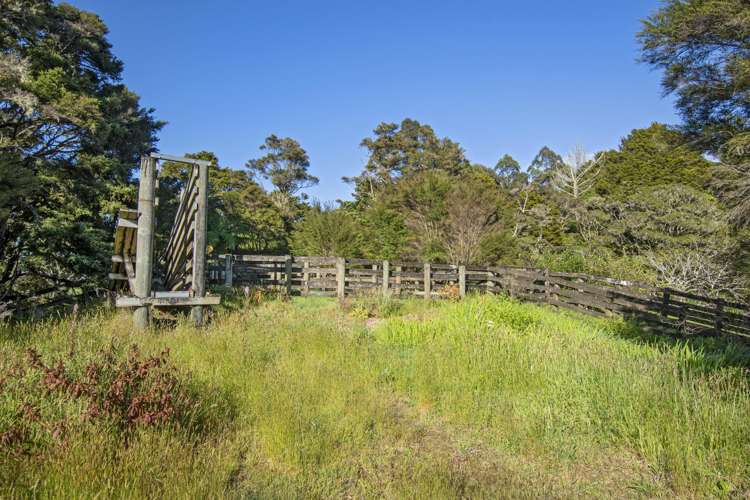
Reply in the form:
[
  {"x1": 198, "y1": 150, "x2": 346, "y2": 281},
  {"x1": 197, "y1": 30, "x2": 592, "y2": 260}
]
[{"x1": 1, "y1": 293, "x2": 749, "y2": 498}]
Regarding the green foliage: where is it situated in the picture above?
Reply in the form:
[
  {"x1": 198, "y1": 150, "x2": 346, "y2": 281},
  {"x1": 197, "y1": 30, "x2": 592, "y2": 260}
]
[
  {"x1": 355, "y1": 201, "x2": 409, "y2": 260},
  {"x1": 394, "y1": 169, "x2": 504, "y2": 264},
  {"x1": 595, "y1": 123, "x2": 712, "y2": 199},
  {"x1": 639, "y1": 0, "x2": 750, "y2": 153},
  {"x1": 2, "y1": 298, "x2": 749, "y2": 496},
  {"x1": 634, "y1": 1, "x2": 750, "y2": 288},
  {"x1": 158, "y1": 152, "x2": 289, "y2": 256},
  {"x1": 528, "y1": 146, "x2": 563, "y2": 184},
  {"x1": 246, "y1": 135, "x2": 318, "y2": 196},
  {"x1": 290, "y1": 203, "x2": 363, "y2": 257},
  {"x1": 581, "y1": 184, "x2": 730, "y2": 254},
  {"x1": 0, "y1": 0, "x2": 161, "y2": 310},
  {"x1": 477, "y1": 231, "x2": 520, "y2": 264},
  {"x1": 530, "y1": 246, "x2": 653, "y2": 282},
  {"x1": 346, "y1": 118, "x2": 470, "y2": 204},
  {"x1": 494, "y1": 154, "x2": 527, "y2": 189},
  {"x1": 713, "y1": 160, "x2": 750, "y2": 228}
]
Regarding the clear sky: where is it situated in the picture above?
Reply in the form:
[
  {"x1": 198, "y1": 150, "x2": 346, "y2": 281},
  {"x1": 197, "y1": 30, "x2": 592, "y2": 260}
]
[{"x1": 71, "y1": 0, "x2": 677, "y2": 202}]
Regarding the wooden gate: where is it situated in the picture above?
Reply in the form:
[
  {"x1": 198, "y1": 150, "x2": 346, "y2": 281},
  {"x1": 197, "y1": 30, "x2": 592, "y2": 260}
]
[{"x1": 110, "y1": 153, "x2": 220, "y2": 329}]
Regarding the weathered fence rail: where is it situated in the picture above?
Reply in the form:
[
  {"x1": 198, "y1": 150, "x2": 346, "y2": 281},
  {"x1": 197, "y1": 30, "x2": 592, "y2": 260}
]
[
  {"x1": 108, "y1": 153, "x2": 220, "y2": 329},
  {"x1": 208, "y1": 254, "x2": 750, "y2": 340}
]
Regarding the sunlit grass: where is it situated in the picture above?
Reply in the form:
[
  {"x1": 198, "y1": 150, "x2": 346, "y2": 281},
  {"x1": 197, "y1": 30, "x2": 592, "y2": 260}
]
[{"x1": 1, "y1": 294, "x2": 748, "y2": 497}]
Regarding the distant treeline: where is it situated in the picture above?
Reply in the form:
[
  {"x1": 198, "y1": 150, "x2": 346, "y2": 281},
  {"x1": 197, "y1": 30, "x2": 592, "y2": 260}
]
[{"x1": 1, "y1": 0, "x2": 748, "y2": 314}]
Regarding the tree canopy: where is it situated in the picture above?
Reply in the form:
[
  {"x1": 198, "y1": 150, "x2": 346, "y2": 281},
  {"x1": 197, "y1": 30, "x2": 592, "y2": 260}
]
[
  {"x1": 345, "y1": 118, "x2": 470, "y2": 204},
  {"x1": 595, "y1": 123, "x2": 712, "y2": 200},
  {"x1": 0, "y1": 0, "x2": 160, "y2": 311},
  {"x1": 639, "y1": 0, "x2": 750, "y2": 154},
  {"x1": 5, "y1": 0, "x2": 750, "y2": 313},
  {"x1": 246, "y1": 134, "x2": 318, "y2": 196}
]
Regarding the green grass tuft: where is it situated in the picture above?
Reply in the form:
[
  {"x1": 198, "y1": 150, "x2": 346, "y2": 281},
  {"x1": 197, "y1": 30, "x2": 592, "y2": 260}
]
[{"x1": 1, "y1": 295, "x2": 748, "y2": 497}]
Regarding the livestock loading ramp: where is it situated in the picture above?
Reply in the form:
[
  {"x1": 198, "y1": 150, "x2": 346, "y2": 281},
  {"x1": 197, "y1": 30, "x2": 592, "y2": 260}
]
[{"x1": 110, "y1": 153, "x2": 220, "y2": 329}]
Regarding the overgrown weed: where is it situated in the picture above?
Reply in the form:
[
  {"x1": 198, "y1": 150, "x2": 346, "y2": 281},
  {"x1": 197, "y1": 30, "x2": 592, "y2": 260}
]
[{"x1": 0, "y1": 294, "x2": 748, "y2": 497}]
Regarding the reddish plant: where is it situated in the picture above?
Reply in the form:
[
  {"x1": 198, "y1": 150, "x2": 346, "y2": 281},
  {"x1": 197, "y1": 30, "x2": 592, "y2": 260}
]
[{"x1": 9, "y1": 344, "x2": 200, "y2": 451}]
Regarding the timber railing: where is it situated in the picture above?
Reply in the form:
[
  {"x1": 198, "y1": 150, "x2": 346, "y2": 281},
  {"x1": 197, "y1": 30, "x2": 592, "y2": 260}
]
[
  {"x1": 162, "y1": 162, "x2": 204, "y2": 292},
  {"x1": 108, "y1": 153, "x2": 218, "y2": 329},
  {"x1": 208, "y1": 255, "x2": 750, "y2": 341}
]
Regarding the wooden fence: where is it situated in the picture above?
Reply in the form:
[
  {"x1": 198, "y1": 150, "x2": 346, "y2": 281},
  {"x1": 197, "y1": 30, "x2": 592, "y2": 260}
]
[
  {"x1": 108, "y1": 153, "x2": 219, "y2": 329},
  {"x1": 208, "y1": 255, "x2": 750, "y2": 341},
  {"x1": 162, "y1": 159, "x2": 206, "y2": 293}
]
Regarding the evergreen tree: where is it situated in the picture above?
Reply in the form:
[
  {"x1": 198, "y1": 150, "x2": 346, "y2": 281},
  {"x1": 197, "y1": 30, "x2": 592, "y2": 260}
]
[
  {"x1": 346, "y1": 118, "x2": 469, "y2": 204},
  {"x1": 639, "y1": 0, "x2": 750, "y2": 154},
  {"x1": 494, "y1": 154, "x2": 527, "y2": 189},
  {"x1": 246, "y1": 135, "x2": 318, "y2": 197},
  {"x1": 290, "y1": 203, "x2": 362, "y2": 257},
  {"x1": 594, "y1": 123, "x2": 712, "y2": 200},
  {"x1": 528, "y1": 146, "x2": 563, "y2": 185},
  {"x1": 0, "y1": 0, "x2": 161, "y2": 310}
]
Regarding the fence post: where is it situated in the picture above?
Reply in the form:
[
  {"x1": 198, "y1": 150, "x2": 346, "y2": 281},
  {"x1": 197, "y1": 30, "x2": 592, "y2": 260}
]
[
  {"x1": 224, "y1": 254, "x2": 233, "y2": 287},
  {"x1": 487, "y1": 268, "x2": 498, "y2": 295},
  {"x1": 336, "y1": 257, "x2": 346, "y2": 299},
  {"x1": 191, "y1": 162, "x2": 209, "y2": 327},
  {"x1": 543, "y1": 269, "x2": 550, "y2": 304},
  {"x1": 660, "y1": 288, "x2": 671, "y2": 332},
  {"x1": 458, "y1": 265, "x2": 466, "y2": 298},
  {"x1": 133, "y1": 155, "x2": 156, "y2": 330},
  {"x1": 382, "y1": 260, "x2": 390, "y2": 296},
  {"x1": 715, "y1": 298, "x2": 724, "y2": 336},
  {"x1": 303, "y1": 260, "x2": 310, "y2": 296},
  {"x1": 285, "y1": 256, "x2": 293, "y2": 296},
  {"x1": 424, "y1": 263, "x2": 431, "y2": 300}
]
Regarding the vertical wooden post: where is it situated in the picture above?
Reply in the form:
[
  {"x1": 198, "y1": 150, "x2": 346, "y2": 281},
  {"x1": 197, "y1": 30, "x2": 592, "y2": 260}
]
[
  {"x1": 395, "y1": 265, "x2": 402, "y2": 296},
  {"x1": 715, "y1": 298, "x2": 724, "y2": 336},
  {"x1": 133, "y1": 155, "x2": 156, "y2": 330},
  {"x1": 382, "y1": 260, "x2": 390, "y2": 296},
  {"x1": 660, "y1": 289, "x2": 670, "y2": 319},
  {"x1": 224, "y1": 254, "x2": 233, "y2": 287},
  {"x1": 458, "y1": 265, "x2": 466, "y2": 298},
  {"x1": 303, "y1": 260, "x2": 310, "y2": 296},
  {"x1": 486, "y1": 269, "x2": 495, "y2": 295},
  {"x1": 372, "y1": 264, "x2": 378, "y2": 286},
  {"x1": 336, "y1": 257, "x2": 346, "y2": 299},
  {"x1": 678, "y1": 304, "x2": 687, "y2": 335},
  {"x1": 508, "y1": 273, "x2": 515, "y2": 298},
  {"x1": 191, "y1": 162, "x2": 209, "y2": 327},
  {"x1": 543, "y1": 269, "x2": 550, "y2": 304},
  {"x1": 660, "y1": 288, "x2": 671, "y2": 333},
  {"x1": 276, "y1": 261, "x2": 282, "y2": 289},
  {"x1": 423, "y1": 263, "x2": 431, "y2": 300},
  {"x1": 285, "y1": 256, "x2": 293, "y2": 296}
]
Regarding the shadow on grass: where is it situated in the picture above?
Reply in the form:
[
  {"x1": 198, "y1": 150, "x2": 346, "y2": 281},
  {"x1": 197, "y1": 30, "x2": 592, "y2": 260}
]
[{"x1": 603, "y1": 314, "x2": 750, "y2": 374}]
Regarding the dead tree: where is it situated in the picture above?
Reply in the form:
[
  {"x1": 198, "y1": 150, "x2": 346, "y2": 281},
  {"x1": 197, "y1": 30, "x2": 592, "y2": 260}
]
[{"x1": 552, "y1": 145, "x2": 603, "y2": 200}]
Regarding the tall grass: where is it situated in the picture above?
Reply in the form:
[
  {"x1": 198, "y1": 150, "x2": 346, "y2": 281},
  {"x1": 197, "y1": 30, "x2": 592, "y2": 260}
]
[{"x1": 1, "y1": 295, "x2": 748, "y2": 497}]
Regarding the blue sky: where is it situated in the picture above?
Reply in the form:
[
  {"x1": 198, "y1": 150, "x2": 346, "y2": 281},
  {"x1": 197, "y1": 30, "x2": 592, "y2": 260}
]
[{"x1": 72, "y1": 0, "x2": 677, "y2": 201}]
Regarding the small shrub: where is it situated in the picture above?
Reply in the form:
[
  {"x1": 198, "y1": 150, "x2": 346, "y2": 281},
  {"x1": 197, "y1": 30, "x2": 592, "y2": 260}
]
[
  {"x1": 242, "y1": 286, "x2": 266, "y2": 306},
  {"x1": 349, "y1": 303, "x2": 371, "y2": 320},
  {"x1": 347, "y1": 293, "x2": 404, "y2": 319},
  {"x1": 376, "y1": 294, "x2": 402, "y2": 317},
  {"x1": 439, "y1": 284, "x2": 461, "y2": 301},
  {"x1": 1, "y1": 343, "x2": 207, "y2": 456}
]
